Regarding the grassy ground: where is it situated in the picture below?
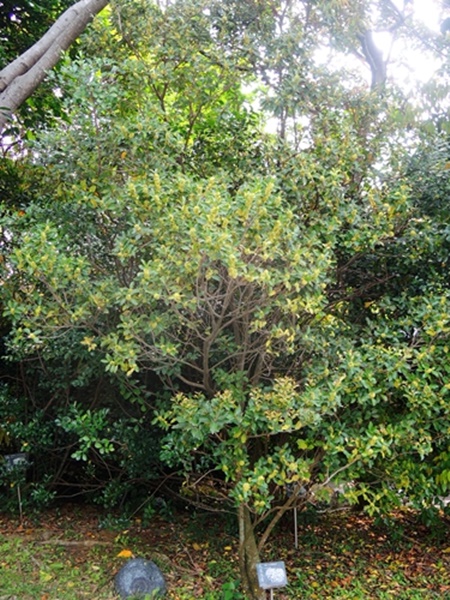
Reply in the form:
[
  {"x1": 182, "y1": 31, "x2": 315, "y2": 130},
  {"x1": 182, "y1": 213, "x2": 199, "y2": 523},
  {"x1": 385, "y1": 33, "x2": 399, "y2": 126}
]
[{"x1": 0, "y1": 504, "x2": 449, "y2": 599}]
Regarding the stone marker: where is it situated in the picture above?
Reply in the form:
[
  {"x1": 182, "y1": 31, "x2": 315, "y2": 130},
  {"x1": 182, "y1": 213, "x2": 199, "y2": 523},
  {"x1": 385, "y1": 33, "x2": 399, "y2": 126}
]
[{"x1": 115, "y1": 558, "x2": 167, "y2": 599}]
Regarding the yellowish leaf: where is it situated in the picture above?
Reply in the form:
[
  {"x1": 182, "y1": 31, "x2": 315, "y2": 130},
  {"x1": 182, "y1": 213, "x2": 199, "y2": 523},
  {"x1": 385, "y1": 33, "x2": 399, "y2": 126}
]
[{"x1": 117, "y1": 549, "x2": 134, "y2": 558}]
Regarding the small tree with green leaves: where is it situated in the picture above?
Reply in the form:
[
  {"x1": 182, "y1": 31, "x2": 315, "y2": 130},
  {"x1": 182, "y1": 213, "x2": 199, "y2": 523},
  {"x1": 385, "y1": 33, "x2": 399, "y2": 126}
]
[
  {"x1": 3, "y1": 158, "x2": 422, "y2": 597},
  {"x1": 3, "y1": 1, "x2": 450, "y2": 597}
]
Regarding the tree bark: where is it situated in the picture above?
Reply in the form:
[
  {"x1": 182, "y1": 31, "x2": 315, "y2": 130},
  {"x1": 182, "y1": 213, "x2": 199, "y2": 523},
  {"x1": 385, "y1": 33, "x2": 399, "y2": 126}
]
[
  {"x1": 0, "y1": 0, "x2": 110, "y2": 133},
  {"x1": 238, "y1": 504, "x2": 265, "y2": 600},
  {"x1": 359, "y1": 30, "x2": 386, "y2": 91}
]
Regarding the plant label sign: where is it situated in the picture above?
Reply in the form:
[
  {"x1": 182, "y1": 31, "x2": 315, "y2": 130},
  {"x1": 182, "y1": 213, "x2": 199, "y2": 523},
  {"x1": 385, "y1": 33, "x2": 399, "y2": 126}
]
[
  {"x1": 256, "y1": 561, "x2": 288, "y2": 590},
  {"x1": 4, "y1": 453, "x2": 29, "y2": 471}
]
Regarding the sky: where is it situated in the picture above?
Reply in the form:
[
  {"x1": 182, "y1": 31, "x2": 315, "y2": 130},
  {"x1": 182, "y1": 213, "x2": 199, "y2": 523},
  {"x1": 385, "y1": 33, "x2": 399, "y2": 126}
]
[
  {"x1": 410, "y1": 0, "x2": 442, "y2": 31},
  {"x1": 373, "y1": 0, "x2": 446, "y2": 86}
]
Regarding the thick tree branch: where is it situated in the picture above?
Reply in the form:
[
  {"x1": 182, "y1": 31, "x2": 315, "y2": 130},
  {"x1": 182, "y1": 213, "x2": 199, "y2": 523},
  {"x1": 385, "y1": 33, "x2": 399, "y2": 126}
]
[
  {"x1": 359, "y1": 30, "x2": 386, "y2": 90},
  {"x1": 358, "y1": 0, "x2": 411, "y2": 91},
  {"x1": 0, "y1": 0, "x2": 109, "y2": 133}
]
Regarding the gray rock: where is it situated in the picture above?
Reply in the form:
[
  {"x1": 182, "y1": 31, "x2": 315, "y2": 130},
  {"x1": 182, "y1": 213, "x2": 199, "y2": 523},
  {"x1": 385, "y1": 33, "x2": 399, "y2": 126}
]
[{"x1": 115, "y1": 558, "x2": 167, "y2": 599}]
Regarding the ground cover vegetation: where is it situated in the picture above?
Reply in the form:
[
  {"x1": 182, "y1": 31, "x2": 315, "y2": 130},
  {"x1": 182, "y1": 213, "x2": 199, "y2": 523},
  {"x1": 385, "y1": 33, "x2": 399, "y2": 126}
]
[
  {"x1": 1, "y1": 0, "x2": 450, "y2": 597},
  {"x1": 0, "y1": 505, "x2": 449, "y2": 599}
]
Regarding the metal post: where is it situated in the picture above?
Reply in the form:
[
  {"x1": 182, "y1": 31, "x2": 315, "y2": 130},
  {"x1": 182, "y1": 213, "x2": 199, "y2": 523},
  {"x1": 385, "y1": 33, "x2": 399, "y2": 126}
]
[
  {"x1": 17, "y1": 483, "x2": 23, "y2": 525},
  {"x1": 3, "y1": 454, "x2": 29, "y2": 526},
  {"x1": 270, "y1": 590, "x2": 274, "y2": 600},
  {"x1": 294, "y1": 506, "x2": 298, "y2": 549}
]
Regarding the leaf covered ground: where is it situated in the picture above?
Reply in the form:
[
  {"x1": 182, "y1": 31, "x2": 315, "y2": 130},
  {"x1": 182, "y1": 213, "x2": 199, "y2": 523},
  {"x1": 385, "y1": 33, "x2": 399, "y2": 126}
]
[{"x1": 0, "y1": 504, "x2": 449, "y2": 599}]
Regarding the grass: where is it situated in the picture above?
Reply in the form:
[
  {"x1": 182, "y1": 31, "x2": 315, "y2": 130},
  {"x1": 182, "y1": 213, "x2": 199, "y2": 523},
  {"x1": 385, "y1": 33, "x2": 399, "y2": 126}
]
[
  {"x1": 0, "y1": 504, "x2": 449, "y2": 599},
  {"x1": 0, "y1": 537, "x2": 111, "y2": 598}
]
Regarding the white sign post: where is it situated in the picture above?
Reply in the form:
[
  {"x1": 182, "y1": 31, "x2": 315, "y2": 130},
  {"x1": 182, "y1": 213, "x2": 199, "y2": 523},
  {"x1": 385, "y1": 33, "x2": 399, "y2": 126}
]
[
  {"x1": 294, "y1": 505, "x2": 298, "y2": 549},
  {"x1": 4, "y1": 453, "x2": 29, "y2": 524},
  {"x1": 286, "y1": 483, "x2": 306, "y2": 549},
  {"x1": 256, "y1": 561, "x2": 288, "y2": 599}
]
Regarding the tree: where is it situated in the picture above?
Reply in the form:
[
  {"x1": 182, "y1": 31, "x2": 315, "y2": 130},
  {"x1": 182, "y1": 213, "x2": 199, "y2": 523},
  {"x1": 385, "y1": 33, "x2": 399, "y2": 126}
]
[
  {"x1": 0, "y1": 31, "x2": 416, "y2": 600},
  {"x1": 0, "y1": 0, "x2": 423, "y2": 136},
  {"x1": 2, "y1": 0, "x2": 450, "y2": 598},
  {"x1": 0, "y1": 0, "x2": 108, "y2": 133},
  {"x1": 0, "y1": 1, "x2": 74, "y2": 59}
]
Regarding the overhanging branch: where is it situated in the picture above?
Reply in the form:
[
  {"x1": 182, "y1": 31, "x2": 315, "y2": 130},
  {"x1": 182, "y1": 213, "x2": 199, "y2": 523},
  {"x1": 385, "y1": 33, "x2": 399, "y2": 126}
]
[{"x1": 0, "y1": 0, "x2": 109, "y2": 133}]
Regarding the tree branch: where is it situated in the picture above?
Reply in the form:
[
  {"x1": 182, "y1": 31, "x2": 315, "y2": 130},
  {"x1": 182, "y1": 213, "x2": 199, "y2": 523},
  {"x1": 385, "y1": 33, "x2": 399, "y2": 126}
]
[
  {"x1": 359, "y1": 30, "x2": 386, "y2": 90},
  {"x1": 0, "y1": 0, "x2": 109, "y2": 133}
]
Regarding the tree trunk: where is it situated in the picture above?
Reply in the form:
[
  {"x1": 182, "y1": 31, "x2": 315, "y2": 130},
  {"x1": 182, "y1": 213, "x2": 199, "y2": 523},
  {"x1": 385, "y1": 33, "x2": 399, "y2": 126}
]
[
  {"x1": 238, "y1": 504, "x2": 265, "y2": 600},
  {"x1": 359, "y1": 30, "x2": 386, "y2": 91},
  {"x1": 0, "y1": 0, "x2": 109, "y2": 133}
]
